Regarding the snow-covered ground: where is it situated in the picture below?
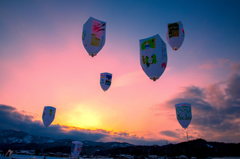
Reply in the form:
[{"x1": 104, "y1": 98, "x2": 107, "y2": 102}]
[
  {"x1": 1, "y1": 155, "x2": 114, "y2": 159},
  {"x1": 1, "y1": 154, "x2": 68, "y2": 159},
  {"x1": 1, "y1": 154, "x2": 240, "y2": 159}
]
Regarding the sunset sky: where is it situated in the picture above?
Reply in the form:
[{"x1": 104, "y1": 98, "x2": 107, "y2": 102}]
[{"x1": 1, "y1": 0, "x2": 240, "y2": 145}]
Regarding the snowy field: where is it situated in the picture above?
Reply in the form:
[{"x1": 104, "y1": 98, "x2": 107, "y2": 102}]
[
  {"x1": 2, "y1": 154, "x2": 113, "y2": 159},
  {"x1": 1, "y1": 154, "x2": 240, "y2": 159}
]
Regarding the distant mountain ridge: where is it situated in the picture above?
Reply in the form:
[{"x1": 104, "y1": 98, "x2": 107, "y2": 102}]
[
  {"x1": 0, "y1": 129, "x2": 132, "y2": 155},
  {"x1": 0, "y1": 129, "x2": 240, "y2": 158},
  {"x1": 0, "y1": 129, "x2": 54, "y2": 144}
]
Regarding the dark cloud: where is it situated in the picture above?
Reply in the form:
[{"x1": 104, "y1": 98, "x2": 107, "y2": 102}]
[
  {"x1": 225, "y1": 74, "x2": 240, "y2": 102},
  {"x1": 0, "y1": 105, "x2": 35, "y2": 130},
  {"x1": 109, "y1": 135, "x2": 168, "y2": 146},
  {"x1": 182, "y1": 86, "x2": 205, "y2": 99},
  {"x1": 166, "y1": 73, "x2": 240, "y2": 143},
  {"x1": 160, "y1": 130, "x2": 180, "y2": 139},
  {"x1": 0, "y1": 104, "x2": 107, "y2": 141},
  {"x1": 0, "y1": 104, "x2": 167, "y2": 145}
]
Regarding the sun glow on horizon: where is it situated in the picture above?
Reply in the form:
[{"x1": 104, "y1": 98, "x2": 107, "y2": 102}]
[{"x1": 57, "y1": 104, "x2": 103, "y2": 130}]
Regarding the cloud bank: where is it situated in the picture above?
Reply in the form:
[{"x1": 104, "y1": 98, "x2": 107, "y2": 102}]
[
  {"x1": 0, "y1": 104, "x2": 166, "y2": 145},
  {"x1": 160, "y1": 72, "x2": 240, "y2": 143}
]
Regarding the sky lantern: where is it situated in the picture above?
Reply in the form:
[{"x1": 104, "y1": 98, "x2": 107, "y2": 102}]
[
  {"x1": 82, "y1": 17, "x2": 106, "y2": 57},
  {"x1": 139, "y1": 34, "x2": 167, "y2": 81}
]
